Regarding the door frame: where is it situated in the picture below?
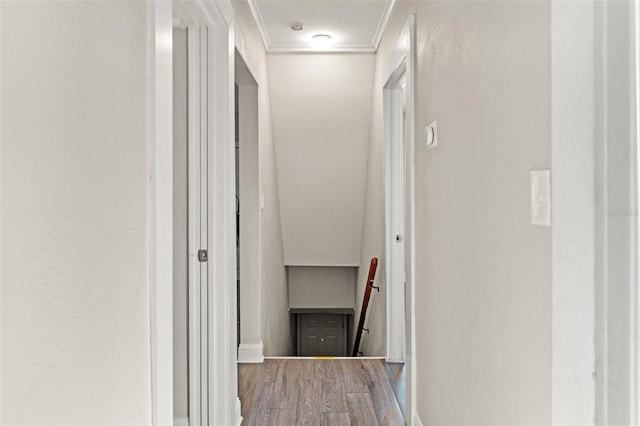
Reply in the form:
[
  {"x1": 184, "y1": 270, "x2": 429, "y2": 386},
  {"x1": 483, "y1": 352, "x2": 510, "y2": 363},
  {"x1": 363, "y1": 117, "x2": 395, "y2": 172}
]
[
  {"x1": 592, "y1": 1, "x2": 640, "y2": 423},
  {"x1": 635, "y1": 3, "x2": 640, "y2": 418},
  {"x1": 235, "y1": 49, "x2": 264, "y2": 363},
  {"x1": 149, "y1": 1, "x2": 238, "y2": 425},
  {"x1": 148, "y1": 2, "x2": 174, "y2": 424},
  {"x1": 382, "y1": 15, "x2": 416, "y2": 425},
  {"x1": 384, "y1": 64, "x2": 407, "y2": 364},
  {"x1": 550, "y1": 1, "x2": 596, "y2": 423}
]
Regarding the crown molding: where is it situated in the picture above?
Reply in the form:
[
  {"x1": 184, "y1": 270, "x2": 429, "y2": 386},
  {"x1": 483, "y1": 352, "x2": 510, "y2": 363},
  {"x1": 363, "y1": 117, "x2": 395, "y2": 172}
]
[
  {"x1": 248, "y1": 0, "x2": 271, "y2": 51},
  {"x1": 268, "y1": 45, "x2": 376, "y2": 53},
  {"x1": 248, "y1": 0, "x2": 395, "y2": 53},
  {"x1": 372, "y1": 0, "x2": 396, "y2": 50}
]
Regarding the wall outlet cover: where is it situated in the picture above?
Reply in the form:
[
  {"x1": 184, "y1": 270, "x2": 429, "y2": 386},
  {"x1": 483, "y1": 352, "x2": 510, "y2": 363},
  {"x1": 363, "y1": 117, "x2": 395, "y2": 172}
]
[{"x1": 530, "y1": 169, "x2": 551, "y2": 226}]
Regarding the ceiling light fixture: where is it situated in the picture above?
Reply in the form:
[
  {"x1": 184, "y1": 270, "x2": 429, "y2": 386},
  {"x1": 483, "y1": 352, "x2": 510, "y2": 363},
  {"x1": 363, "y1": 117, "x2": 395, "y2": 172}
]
[
  {"x1": 291, "y1": 23, "x2": 303, "y2": 31},
  {"x1": 311, "y1": 34, "x2": 333, "y2": 48}
]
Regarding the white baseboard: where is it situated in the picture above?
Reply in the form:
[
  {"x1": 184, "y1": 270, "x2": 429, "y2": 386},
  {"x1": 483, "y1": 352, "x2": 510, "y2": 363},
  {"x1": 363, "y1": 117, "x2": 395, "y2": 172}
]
[
  {"x1": 413, "y1": 412, "x2": 423, "y2": 426},
  {"x1": 235, "y1": 397, "x2": 243, "y2": 426},
  {"x1": 174, "y1": 417, "x2": 189, "y2": 426},
  {"x1": 238, "y1": 342, "x2": 264, "y2": 363}
]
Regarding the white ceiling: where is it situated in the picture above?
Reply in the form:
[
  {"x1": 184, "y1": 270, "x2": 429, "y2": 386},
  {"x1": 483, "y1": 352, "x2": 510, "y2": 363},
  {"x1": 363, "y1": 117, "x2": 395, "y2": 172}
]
[{"x1": 248, "y1": 0, "x2": 395, "y2": 52}]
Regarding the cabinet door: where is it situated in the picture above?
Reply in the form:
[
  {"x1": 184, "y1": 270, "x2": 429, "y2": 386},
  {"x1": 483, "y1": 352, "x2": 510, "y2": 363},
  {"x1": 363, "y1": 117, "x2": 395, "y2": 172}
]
[{"x1": 299, "y1": 314, "x2": 346, "y2": 357}]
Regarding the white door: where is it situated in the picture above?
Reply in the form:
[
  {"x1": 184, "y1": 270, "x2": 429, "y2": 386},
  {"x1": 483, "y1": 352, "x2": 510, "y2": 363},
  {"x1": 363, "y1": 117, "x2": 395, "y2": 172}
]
[
  {"x1": 174, "y1": 19, "x2": 211, "y2": 426},
  {"x1": 173, "y1": 14, "x2": 216, "y2": 426},
  {"x1": 188, "y1": 24, "x2": 210, "y2": 426}
]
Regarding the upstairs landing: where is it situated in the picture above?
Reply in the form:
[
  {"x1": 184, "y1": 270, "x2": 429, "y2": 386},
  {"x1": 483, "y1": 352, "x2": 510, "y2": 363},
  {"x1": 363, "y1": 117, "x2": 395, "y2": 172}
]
[{"x1": 239, "y1": 358, "x2": 404, "y2": 425}]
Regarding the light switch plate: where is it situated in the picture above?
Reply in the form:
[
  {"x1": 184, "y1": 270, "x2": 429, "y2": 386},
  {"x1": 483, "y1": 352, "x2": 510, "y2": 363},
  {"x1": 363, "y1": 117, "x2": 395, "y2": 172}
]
[
  {"x1": 530, "y1": 170, "x2": 551, "y2": 226},
  {"x1": 424, "y1": 121, "x2": 438, "y2": 149},
  {"x1": 260, "y1": 193, "x2": 265, "y2": 211}
]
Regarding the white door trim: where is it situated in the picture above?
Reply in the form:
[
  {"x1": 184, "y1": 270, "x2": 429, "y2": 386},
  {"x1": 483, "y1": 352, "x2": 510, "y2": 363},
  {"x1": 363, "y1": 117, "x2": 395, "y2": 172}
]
[
  {"x1": 382, "y1": 15, "x2": 416, "y2": 425},
  {"x1": 150, "y1": 1, "x2": 237, "y2": 425},
  {"x1": 148, "y1": 2, "x2": 174, "y2": 425},
  {"x1": 635, "y1": 2, "x2": 640, "y2": 419},
  {"x1": 591, "y1": 2, "x2": 640, "y2": 423},
  {"x1": 551, "y1": 2, "x2": 596, "y2": 424}
]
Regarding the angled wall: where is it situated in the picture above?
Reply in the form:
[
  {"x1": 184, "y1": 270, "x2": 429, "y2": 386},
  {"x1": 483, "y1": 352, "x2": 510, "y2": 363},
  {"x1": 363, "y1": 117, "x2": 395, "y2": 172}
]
[{"x1": 268, "y1": 53, "x2": 375, "y2": 267}]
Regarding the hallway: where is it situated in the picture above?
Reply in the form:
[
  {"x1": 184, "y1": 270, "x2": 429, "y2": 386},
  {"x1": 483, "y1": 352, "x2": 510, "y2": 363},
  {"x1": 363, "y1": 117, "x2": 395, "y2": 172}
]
[
  {"x1": 239, "y1": 359, "x2": 404, "y2": 425},
  {"x1": 2, "y1": 0, "x2": 639, "y2": 424}
]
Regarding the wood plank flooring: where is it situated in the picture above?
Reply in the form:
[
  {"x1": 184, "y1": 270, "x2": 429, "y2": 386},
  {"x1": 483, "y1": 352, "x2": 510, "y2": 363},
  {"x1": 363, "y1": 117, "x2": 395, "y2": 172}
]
[{"x1": 239, "y1": 359, "x2": 404, "y2": 426}]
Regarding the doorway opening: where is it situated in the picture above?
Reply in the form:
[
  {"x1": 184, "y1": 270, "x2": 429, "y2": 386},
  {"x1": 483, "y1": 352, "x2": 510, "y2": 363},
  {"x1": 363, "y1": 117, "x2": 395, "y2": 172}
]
[
  {"x1": 382, "y1": 15, "x2": 416, "y2": 424},
  {"x1": 384, "y1": 67, "x2": 407, "y2": 365},
  {"x1": 235, "y1": 49, "x2": 263, "y2": 364},
  {"x1": 383, "y1": 66, "x2": 408, "y2": 418}
]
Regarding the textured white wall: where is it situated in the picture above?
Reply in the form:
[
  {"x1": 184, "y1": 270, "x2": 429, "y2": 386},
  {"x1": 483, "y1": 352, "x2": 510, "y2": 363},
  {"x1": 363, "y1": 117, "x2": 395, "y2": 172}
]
[
  {"x1": 288, "y1": 266, "x2": 356, "y2": 309},
  {"x1": 359, "y1": 1, "x2": 552, "y2": 422},
  {"x1": 233, "y1": 1, "x2": 292, "y2": 356},
  {"x1": 1, "y1": 1, "x2": 152, "y2": 424},
  {"x1": 267, "y1": 53, "x2": 374, "y2": 267}
]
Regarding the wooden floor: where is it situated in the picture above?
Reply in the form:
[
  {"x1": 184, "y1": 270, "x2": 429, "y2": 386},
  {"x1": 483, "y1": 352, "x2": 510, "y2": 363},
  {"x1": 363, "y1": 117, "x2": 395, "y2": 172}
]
[{"x1": 239, "y1": 359, "x2": 405, "y2": 426}]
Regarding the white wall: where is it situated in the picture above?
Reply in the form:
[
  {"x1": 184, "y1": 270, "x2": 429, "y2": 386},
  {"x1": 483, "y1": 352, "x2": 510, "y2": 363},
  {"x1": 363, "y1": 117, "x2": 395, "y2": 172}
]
[
  {"x1": 288, "y1": 266, "x2": 356, "y2": 309},
  {"x1": 360, "y1": 1, "x2": 552, "y2": 422},
  {"x1": 268, "y1": 53, "x2": 375, "y2": 267},
  {"x1": 1, "y1": 1, "x2": 152, "y2": 424},
  {"x1": 172, "y1": 27, "x2": 189, "y2": 421},
  {"x1": 233, "y1": 1, "x2": 292, "y2": 356}
]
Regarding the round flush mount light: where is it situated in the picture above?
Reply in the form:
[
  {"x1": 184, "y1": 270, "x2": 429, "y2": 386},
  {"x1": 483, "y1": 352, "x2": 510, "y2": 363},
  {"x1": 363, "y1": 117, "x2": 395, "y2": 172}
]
[
  {"x1": 311, "y1": 34, "x2": 333, "y2": 48},
  {"x1": 290, "y1": 23, "x2": 303, "y2": 31}
]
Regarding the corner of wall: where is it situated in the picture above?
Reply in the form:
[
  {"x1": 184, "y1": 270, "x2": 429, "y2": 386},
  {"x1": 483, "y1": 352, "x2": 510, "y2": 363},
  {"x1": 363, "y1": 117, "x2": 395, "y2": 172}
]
[{"x1": 233, "y1": 0, "x2": 291, "y2": 357}]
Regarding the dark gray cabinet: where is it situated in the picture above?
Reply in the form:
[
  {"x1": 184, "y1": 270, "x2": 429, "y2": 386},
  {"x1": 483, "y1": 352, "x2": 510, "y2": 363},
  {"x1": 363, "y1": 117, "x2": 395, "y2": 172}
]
[{"x1": 293, "y1": 309, "x2": 353, "y2": 357}]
